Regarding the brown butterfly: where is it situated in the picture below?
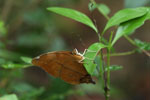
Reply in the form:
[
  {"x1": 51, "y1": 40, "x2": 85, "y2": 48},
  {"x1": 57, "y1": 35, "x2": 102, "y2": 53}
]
[{"x1": 32, "y1": 49, "x2": 95, "y2": 85}]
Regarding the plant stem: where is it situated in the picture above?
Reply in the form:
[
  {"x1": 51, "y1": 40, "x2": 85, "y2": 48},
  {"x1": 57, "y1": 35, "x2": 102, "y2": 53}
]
[
  {"x1": 89, "y1": 0, "x2": 112, "y2": 99},
  {"x1": 104, "y1": 33, "x2": 112, "y2": 100},
  {"x1": 89, "y1": 0, "x2": 106, "y2": 91},
  {"x1": 103, "y1": 48, "x2": 110, "y2": 100},
  {"x1": 99, "y1": 51, "x2": 105, "y2": 90},
  {"x1": 103, "y1": 50, "x2": 136, "y2": 57}
]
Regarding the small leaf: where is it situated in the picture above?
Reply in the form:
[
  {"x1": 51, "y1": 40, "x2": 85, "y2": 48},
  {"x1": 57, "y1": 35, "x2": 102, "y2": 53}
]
[
  {"x1": 97, "y1": 4, "x2": 110, "y2": 16},
  {"x1": 104, "y1": 7, "x2": 149, "y2": 32},
  {"x1": 21, "y1": 56, "x2": 32, "y2": 64},
  {"x1": 111, "y1": 12, "x2": 149, "y2": 45},
  {"x1": 47, "y1": 7, "x2": 98, "y2": 33},
  {"x1": 2, "y1": 63, "x2": 30, "y2": 69},
  {"x1": 0, "y1": 94, "x2": 18, "y2": 100},
  {"x1": 88, "y1": 2, "x2": 96, "y2": 11},
  {"x1": 84, "y1": 43, "x2": 106, "y2": 75},
  {"x1": 88, "y1": 2, "x2": 110, "y2": 17},
  {"x1": 134, "y1": 39, "x2": 150, "y2": 51},
  {"x1": 105, "y1": 65, "x2": 123, "y2": 71}
]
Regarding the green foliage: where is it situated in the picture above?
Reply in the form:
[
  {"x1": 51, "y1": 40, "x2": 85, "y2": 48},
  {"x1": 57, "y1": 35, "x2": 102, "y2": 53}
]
[
  {"x1": 0, "y1": 20, "x2": 7, "y2": 36},
  {"x1": 104, "y1": 7, "x2": 148, "y2": 32},
  {"x1": 47, "y1": 7, "x2": 98, "y2": 33},
  {"x1": 83, "y1": 43, "x2": 106, "y2": 75},
  {"x1": 88, "y1": 0, "x2": 110, "y2": 20},
  {"x1": 88, "y1": 3, "x2": 110, "y2": 16},
  {"x1": 135, "y1": 39, "x2": 150, "y2": 51},
  {"x1": 97, "y1": 4, "x2": 110, "y2": 17},
  {"x1": 20, "y1": 56, "x2": 32, "y2": 64},
  {"x1": 0, "y1": 0, "x2": 150, "y2": 100},
  {"x1": 88, "y1": 2, "x2": 97, "y2": 11},
  {"x1": 0, "y1": 94, "x2": 18, "y2": 100},
  {"x1": 111, "y1": 8, "x2": 150, "y2": 45},
  {"x1": 2, "y1": 63, "x2": 30, "y2": 69},
  {"x1": 0, "y1": 56, "x2": 31, "y2": 69}
]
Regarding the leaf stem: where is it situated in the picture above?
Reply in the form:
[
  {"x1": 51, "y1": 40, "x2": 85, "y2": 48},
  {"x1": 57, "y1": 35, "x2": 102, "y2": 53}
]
[
  {"x1": 124, "y1": 35, "x2": 136, "y2": 45},
  {"x1": 104, "y1": 50, "x2": 136, "y2": 57},
  {"x1": 124, "y1": 35, "x2": 150, "y2": 57}
]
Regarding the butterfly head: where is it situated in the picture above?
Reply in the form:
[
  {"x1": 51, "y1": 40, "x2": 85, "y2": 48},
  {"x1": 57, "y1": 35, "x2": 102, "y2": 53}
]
[{"x1": 72, "y1": 48, "x2": 85, "y2": 61}]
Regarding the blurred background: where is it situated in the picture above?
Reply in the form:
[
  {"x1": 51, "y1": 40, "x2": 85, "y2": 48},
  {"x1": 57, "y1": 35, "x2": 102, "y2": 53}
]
[{"x1": 0, "y1": 0, "x2": 150, "y2": 100}]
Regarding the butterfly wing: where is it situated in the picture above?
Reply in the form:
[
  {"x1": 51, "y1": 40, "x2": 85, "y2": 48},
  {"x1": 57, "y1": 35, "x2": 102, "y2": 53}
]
[
  {"x1": 32, "y1": 52, "x2": 62, "y2": 77},
  {"x1": 32, "y1": 51, "x2": 95, "y2": 84}
]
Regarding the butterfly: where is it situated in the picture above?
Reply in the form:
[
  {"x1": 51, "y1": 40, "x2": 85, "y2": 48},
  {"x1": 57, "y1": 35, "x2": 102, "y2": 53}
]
[{"x1": 32, "y1": 49, "x2": 95, "y2": 85}]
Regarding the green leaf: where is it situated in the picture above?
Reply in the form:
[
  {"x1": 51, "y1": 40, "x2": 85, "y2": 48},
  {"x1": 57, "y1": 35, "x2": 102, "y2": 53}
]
[
  {"x1": 124, "y1": 13, "x2": 149, "y2": 35},
  {"x1": 0, "y1": 20, "x2": 7, "y2": 36},
  {"x1": 84, "y1": 62, "x2": 97, "y2": 76},
  {"x1": 84, "y1": 43, "x2": 106, "y2": 75},
  {"x1": 97, "y1": 4, "x2": 110, "y2": 16},
  {"x1": 47, "y1": 7, "x2": 98, "y2": 33},
  {"x1": 134, "y1": 39, "x2": 150, "y2": 51},
  {"x1": 146, "y1": 7, "x2": 150, "y2": 20},
  {"x1": 88, "y1": 3, "x2": 110, "y2": 16},
  {"x1": 2, "y1": 63, "x2": 30, "y2": 69},
  {"x1": 0, "y1": 94, "x2": 18, "y2": 100},
  {"x1": 104, "y1": 7, "x2": 149, "y2": 32},
  {"x1": 88, "y1": 2, "x2": 96, "y2": 11},
  {"x1": 21, "y1": 56, "x2": 32, "y2": 64},
  {"x1": 105, "y1": 65, "x2": 123, "y2": 71},
  {"x1": 111, "y1": 12, "x2": 149, "y2": 45},
  {"x1": 88, "y1": 2, "x2": 110, "y2": 18}
]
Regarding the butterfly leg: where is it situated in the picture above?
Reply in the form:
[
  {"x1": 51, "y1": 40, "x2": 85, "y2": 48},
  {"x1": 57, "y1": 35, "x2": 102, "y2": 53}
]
[
  {"x1": 78, "y1": 57, "x2": 94, "y2": 64},
  {"x1": 82, "y1": 49, "x2": 97, "y2": 56}
]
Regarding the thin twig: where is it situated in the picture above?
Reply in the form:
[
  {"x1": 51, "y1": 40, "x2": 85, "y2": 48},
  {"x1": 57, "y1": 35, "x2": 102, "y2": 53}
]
[
  {"x1": 103, "y1": 50, "x2": 136, "y2": 57},
  {"x1": 124, "y1": 35, "x2": 150, "y2": 57}
]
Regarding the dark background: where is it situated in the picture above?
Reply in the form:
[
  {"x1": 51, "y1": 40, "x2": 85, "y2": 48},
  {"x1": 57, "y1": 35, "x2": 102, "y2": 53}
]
[{"x1": 0, "y1": 0, "x2": 150, "y2": 100}]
